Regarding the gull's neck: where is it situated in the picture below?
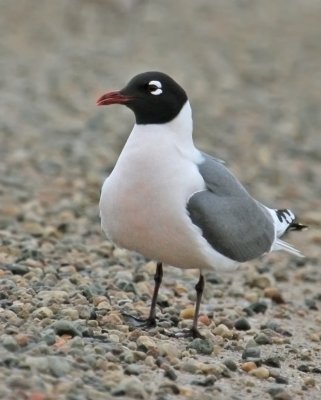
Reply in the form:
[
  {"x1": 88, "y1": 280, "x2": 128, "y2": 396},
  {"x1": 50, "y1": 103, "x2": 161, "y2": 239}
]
[{"x1": 131, "y1": 101, "x2": 196, "y2": 156}]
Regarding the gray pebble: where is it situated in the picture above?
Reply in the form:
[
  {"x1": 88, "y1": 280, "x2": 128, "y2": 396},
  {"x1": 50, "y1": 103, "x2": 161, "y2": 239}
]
[
  {"x1": 23, "y1": 356, "x2": 49, "y2": 373},
  {"x1": 191, "y1": 376, "x2": 217, "y2": 387},
  {"x1": 267, "y1": 386, "x2": 285, "y2": 398},
  {"x1": 124, "y1": 364, "x2": 142, "y2": 375},
  {"x1": 275, "y1": 375, "x2": 289, "y2": 384},
  {"x1": 189, "y1": 338, "x2": 214, "y2": 355},
  {"x1": 49, "y1": 356, "x2": 71, "y2": 377},
  {"x1": 305, "y1": 298, "x2": 318, "y2": 310},
  {"x1": 4, "y1": 263, "x2": 30, "y2": 275},
  {"x1": 33, "y1": 306, "x2": 54, "y2": 319},
  {"x1": 163, "y1": 364, "x2": 177, "y2": 381},
  {"x1": 255, "y1": 332, "x2": 272, "y2": 345},
  {"x1": 2, "y1": 335, "x2": 18, "y2": 352},
  {"x1": 50, "y1": 320, "x2": 82, "y2": 337},
  {"x1": 245, "y1": 339, "x2": 258, "y2": 348},
  {"x1": 234, "y1": 317, "x2": 251, "y2": 331},
  {"x1": 111, "y1": 377, "x2": 147, "y2": 399},
  {"x1": 268, "y1": 387, "x2": 291, "y2": 399},
  {"x1": 158, "y1": 382, "x2": 180, "y2": 395},
  {"x1": 263, "y1": 356, "x2": 281, "y2": 368},
  {"x1": 242, "y1": 347, "x2": 261, "y2": 360},
  {"x1": 223, "y1": 358, "x2": 238, "y2": 371},
  {"x1": 262, "y1": 322, "x2": 292, "y2": 337},
  {"x1": 244, "y1": 301, "x2": 268, "y2": 315},
  {"x1": 38, "y1": 290, "x2": 69, "y2": 304},
  {"x1": 41, "y1": 328, "x2": 56, "y2": 345}
]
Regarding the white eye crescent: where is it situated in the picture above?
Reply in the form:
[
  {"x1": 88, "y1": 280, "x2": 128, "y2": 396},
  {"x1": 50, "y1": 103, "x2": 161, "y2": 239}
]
[{"x1": 148, "y1": 80, "x2": 163, "y2": 95}]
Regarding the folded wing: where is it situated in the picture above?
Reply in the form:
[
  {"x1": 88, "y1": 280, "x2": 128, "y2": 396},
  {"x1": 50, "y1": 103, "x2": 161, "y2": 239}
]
[{"x1": 187, "y1": 153, "x2": 275, "y2": 262}]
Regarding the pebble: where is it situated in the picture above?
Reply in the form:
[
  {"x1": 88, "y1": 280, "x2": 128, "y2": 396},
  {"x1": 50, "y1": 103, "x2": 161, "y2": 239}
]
[
  {"x1": 249, "y1": 275, "x2": 272, "y2": 289},
  {"x1": 180, "y1": 306, "x2": 195, "y2": 319},
  {"x1": 163, "y1": 364, "x2": 177, "y2": 381},
  {"x1": 136, "y1": 335, "x2": 157, "y2": 352},
  {"x1": 305, "y1": 298, "x2": 318, "y2": 310},
  {"x1": 297, "y1": 364, "x2": 310, "y2": 372},
  {"x1": 254, "y1": 332, "x2": 272, "y2": 345},
  {"x1": 249, "y1": 366, "x2": 270, "y2": 379},
  {"x1": 273, "y1": 391, "x2": 292, "y2": 400},
  {"x1": 124, "y1": 364, "x2": 141, "y2": 376},
  {"x1": 213, "y1": 324, "x2": 233, "y2": 339},
  {"x1": 198, "y1": 314, "x2": 211, "y2": 326},
  {"x1": 50, "y1": 320, "x2": 82, "y2": 337},
  {"x1": 268, "y1": 386, "x2": 288, "y2": 399},
  {"x1": 96, "y1": 300, "x2": 111, "y2": 310},
  {"x1": 38, "y1": 290, "x2": 69, "y2": 304},
  {"x1": 241, "y1": 362, "x2": 257, "y2": 372},
  {"x1": 3, "y1": 263, "x2": 30, "y2": 275},
  {"x1": 234, "y1": 317, "x2": 251, "y2": 331},
  {"x1": 191, "y1": 376, "x2": 216, "y2": 387},
  {"x1": 159, "y1": 342, "x2": 180, "y2": 358},
  {"x1": 244, "y1": 301, "x2": 268, "y2": 315},
  {"x1": 158, "y1": 382, "x2": 180, "y2": 395},
  {"x1": 32, "y1": 306, "x2": 54, "y2": 319},
  {"x1": 274, "y1": 375, "x2": 289, "y2": 384},
  {"x1": 309, "y1": 332, "x2": 321, "y2": 342},
  {"x1": 245, "y1": 339, "x2": 258, "y2": 348},
  {"x1": 0, "y1": 3, "x2": 320, "y2": 399},
  {"x1": 264, "y1": 287, "x2": 285, "y2": 304},
  {"x1": 2, "y1": 335, "x2": 19, "y2": 352},
  {"x1": 263, "y1": 356, "x2": 281, "y2": 368},
  {"x1": 48, "y1": 356, "x2": 72, "y2": 377},
  {"x1": 242, "y1": 347, "x2": 261, "y2": 360},
  {"x1": 60, "y1": 307, "x2": 79, "y2": 320},
  {"x1": 111, "y1": 377, "x2": 147, "y2": 399},
  {"x1": 41, "y1": 329, "x2": 56, "y2": 346},
  {"x1": 188, "y1": 338, "x2": 213, "y2": 355},
  {"x1": 180, "y1": 359, "x2": 200, "y2": 374},
  {"x1": 303, "y1": 377, "x2": 315, "y2": 387},
  {"x1": 223, "y1": 358, "x2": 238, "y2": 371}
]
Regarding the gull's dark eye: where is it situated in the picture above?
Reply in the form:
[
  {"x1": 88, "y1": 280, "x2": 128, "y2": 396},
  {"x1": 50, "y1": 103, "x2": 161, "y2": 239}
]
[
  {"x1": 148, "y1": 84, "x2": 158, "y2": 92},
  {"x1": 147, "y1": 80, "x2": 163, "y2": 96}
]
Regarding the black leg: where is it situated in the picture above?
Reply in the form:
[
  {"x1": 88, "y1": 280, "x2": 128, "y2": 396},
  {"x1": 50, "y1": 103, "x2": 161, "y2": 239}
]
[
  {"x1": 122, "y1": 262, "x2": 163, "y2": 329},
  {"x1": 169, "y1": 272, "x2": 205, "y2": 339},
  {"x1": 191, "y1": 273, "x2": 205, "y2": 338},
  {"x1": 148, "y1": 261, "x2": 163, "y2": 321}
]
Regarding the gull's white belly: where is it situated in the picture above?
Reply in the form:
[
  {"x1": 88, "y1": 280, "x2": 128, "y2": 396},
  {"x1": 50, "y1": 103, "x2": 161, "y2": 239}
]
[
  {"x1": 100, "y1": 148, "x2": 209, "y2": 268},
  {"x1": 99, "y1": 118, "x2": 238, "y2": 271}
]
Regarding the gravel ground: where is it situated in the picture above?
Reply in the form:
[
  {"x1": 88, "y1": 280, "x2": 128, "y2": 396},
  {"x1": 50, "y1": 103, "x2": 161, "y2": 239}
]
[{"x1": 1, "y1": 1, "x2": 321, "y2": 399}]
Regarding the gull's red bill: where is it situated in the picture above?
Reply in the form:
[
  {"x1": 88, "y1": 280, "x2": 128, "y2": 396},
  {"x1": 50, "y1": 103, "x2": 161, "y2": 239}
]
[{"x1": 96, "y1": 91, "x2": 133, "y2": 106}]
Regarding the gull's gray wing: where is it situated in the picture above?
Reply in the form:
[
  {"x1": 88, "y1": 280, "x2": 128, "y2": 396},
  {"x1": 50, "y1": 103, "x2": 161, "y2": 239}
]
[{"x1": 187, "y1": 152, "x2": 275, "y2": 262}]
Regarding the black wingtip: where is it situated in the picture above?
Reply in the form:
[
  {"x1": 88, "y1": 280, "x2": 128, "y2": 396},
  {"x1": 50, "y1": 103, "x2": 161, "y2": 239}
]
[{"x1": 287, "y1": 222, "x2": 308, "y2": 232}]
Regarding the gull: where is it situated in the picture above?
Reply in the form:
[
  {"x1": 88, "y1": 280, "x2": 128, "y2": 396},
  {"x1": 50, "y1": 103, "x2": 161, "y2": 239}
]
[{"x1": 96, "y1": 71, "x2": 306, "y2": 337}]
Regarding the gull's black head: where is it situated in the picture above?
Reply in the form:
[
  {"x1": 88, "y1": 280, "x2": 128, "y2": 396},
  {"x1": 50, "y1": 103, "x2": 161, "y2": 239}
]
[{"x1": 97, "y1": 71, "x2": 188, "y2": 124}]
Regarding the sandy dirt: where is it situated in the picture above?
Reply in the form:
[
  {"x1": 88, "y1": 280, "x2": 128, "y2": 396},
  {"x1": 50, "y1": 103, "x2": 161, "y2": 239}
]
[{"x1": 1, "y1": 1, "x2": 321, "y2": 399}]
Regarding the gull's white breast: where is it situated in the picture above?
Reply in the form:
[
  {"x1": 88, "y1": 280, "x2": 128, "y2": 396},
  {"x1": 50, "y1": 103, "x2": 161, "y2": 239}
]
[{"x1": 100, "y1": 103, "x2": 238, "y2": 270}]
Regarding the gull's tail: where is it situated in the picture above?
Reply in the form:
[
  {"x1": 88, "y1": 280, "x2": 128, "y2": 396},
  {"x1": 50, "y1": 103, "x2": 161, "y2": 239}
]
[{"x1": 267, "y1": 208, "x2": 308, "y2": 257}]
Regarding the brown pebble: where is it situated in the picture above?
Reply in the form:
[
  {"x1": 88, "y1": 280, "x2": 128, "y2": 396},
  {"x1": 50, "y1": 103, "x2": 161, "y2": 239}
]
[
  {"x1": 198, "y1": 314, "x2": 211, "y2": 326},
  {"x1": 180, "y1": 306, "x2": 195, "y2": 319},
  {"x1": 15, "y1": 334, "x2": 30, "y2": 347},
  {"x1": 101, "y1": 312, "x2": 123, "y2": 327},
  {"x1": 264, "y1": 287, "x2": 285, "y2": 304},
  {"x1": 241, "y1": 362, "x2": 257, "y2": 372},
  {"x1": 309, "y1": 332, "x2": 321, "y2": 342},
  {"x1": 250, "y1": 275, "x2": 272, "y2": 289},
  {"x1": 303, "y1": 377, "x2": 315, "y2": 387},
  {"x1": 250, "y1": 367, "x2": 270, "y2": 379},
  {"x1": 213, "y1": 324, "x2": 233, "y2": 339},
  {"x1": 93, "y1": 296, "x2": 109, "y2": 306}
]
